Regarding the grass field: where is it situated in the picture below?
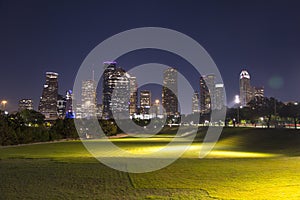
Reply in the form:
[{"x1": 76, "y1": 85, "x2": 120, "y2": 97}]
[{"x1": 1, "y1": 128, "x2": 300, "y2": 199}]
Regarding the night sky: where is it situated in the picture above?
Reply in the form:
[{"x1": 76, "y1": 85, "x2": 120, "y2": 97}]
[{"x1": 1, "y1": 0, "x2": 300, "y2": 112}]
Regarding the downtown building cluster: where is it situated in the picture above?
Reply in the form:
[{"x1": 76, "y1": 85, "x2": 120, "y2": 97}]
[
  {"x1": 38, "y1": 72, "x2": 73, "y2": 120},
  {"x1": 36, "y1": 62, "x2": 179, "y2": 121},
  {"x1": 75, "y1": 62, "x2": 179, "y2": 121},
  {"x1": 16, "y1": 65, "x2": 263, "y2": 122},
  {"x1": 191, "y1": 74, "x2": 225, "y2": 115}
]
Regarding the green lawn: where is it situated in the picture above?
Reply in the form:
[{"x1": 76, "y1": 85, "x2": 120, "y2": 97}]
[{"x1": 1, "y1": 128, "x2": 300, "y2": 199}]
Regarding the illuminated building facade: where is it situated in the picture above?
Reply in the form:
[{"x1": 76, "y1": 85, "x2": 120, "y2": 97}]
[
  {"x1": 96, "y1": 104, "x2": 103, "y2": 119},
  {"x1": 81, "y1": 80, "x2": 96, "y2": 119},
  {"x1": 192, "y1": 92, "x2": 200, "y2": 114},
  {"x1": 102, "y1": 61, "x2": 117, "y2": 119},
  {"x1": 102, "y1": 61, "x2": 131, "y2": 119},
  {"x1": 129, "y1": 76, "x2": 138, "y2": 115},
  {"x1": 215, "y1": 83, "x2": 225, "y2": 110},
  {"x1": 239, "y1": 70, "x2": 254, "y2": 106},
  {"x1": 162, "y1": 68, "x2": 178, "y2": 115},
  {"x1": 200, "y1": 75, "x2": 215, "y2": 114},
  {"x1": 254, "y1": 86, "x2": 264, "y2": 99},
  {"x1": 57, "y1": 94, "x2": 66, "y2": 118},
  {"x1": 140, "y1": 90, "x2": 151, "y2": 114},
  {"x1": 65, "y1": 90, "x2": 75, "y2": 118},
  {"x1": 18, "y1": 99, "x2": 33, "y2": 111},
  {"x1": 110, "y1": 68, "x2": 130, "y2": 119},
  {"x1": 200, "y1": 76, "x2": 209, "y2": 114},
  {"x1": 38, "y1": 72, "x2": 59, "y2": 120}
]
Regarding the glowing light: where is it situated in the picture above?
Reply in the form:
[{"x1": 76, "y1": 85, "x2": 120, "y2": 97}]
[
  {"x1": 235, "y1": 95, "x2": 240, "y2": 104},
  {"x1": 240, "y1": 70, "x2": 250, "y2": 80},
  {"x1": 1, "y1": 100, "x2": 7, "y2": 109}
]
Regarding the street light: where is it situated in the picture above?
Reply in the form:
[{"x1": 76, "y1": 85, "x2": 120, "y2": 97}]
[
  {"x1": 1, "y1": 100, "x2": 7, "y2": 110},
  {"x1": 235, "y1": 95, "x2": 240, "y2": 126}
]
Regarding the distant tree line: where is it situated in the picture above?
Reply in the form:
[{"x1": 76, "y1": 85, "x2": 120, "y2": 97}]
[
  {"x1": 0, "y1": 109, "x2": 124, "y2": 146},
  {"x1": 0, "y1": 109, "x2": 80, "y2": 146},
  {"x1": 1, "y1": 96, "x2": 300, "y2": 145},
  {"x1": 227, "y1": 97, "x2": 300, "y2": 129}
]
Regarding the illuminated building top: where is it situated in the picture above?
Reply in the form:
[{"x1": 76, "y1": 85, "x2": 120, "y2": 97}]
[{"x1": 240, "y1": 70, "x2": 250, "y2": 80}]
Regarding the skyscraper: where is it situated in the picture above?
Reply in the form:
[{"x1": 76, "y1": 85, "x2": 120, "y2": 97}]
[
  {"x1": 140, "y1": 90, "x2": 151, "y2": 114},
  {"x1": 110, "y1": 68, "x2": 130, "y2": 119},
  {"x1": 162, "y1": 68, "x2": 178, "y2": 116},
  {"x1": 38, "y1": 72, "x2": 59, "y2": 120},
  {"x1": 129, "y1": 76, "x2": 138, "y2": 115},
  {"x1": 19, "y1": 99, "x2": 33, "y2": 111},
  {"x1": 102, "y1": 61, "x2": 131, "y2": 119},
  {"x1": 65, "y1": 90, "x2": 74, "y2": 118},
  {"x1": 254, "y1": 86, "x2": 264, "y2": 99},
  {"x1": 215, "y1": 83, "x2": 225, "y2": 110},
  {"x1": 239, "y1": 70, "x2": 253, "y2": 106},
  {"x1": 96, "y1": 104, "x2": 103, "y2": 119},
  {"x1": 200, "y1": 76, "x2": 209, "y2": 114},
  {"x1": 200, "y1": 74, "x2": 215, "y2": 114},
  {"x1": 102, "y1": 61, "x2": 117, "y2": 119},
  {"x1": 192, "y1": 92, "x2": 200, "y2": 114},
  {"x1": 81, "y1": 80, "x2": 96, "y2": 119},
  {"x1": 57, "y1": 94, "x2": 66, "y2": 118}
]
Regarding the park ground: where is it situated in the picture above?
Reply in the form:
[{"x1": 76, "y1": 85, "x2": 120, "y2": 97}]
[{"x1": 1, "y1": 127, "x2": 300, "y2": 199}]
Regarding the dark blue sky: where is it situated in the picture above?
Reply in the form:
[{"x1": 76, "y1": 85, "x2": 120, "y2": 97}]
[{"x1": 1, "y1": 0, "x2": 300, "y2": 111}]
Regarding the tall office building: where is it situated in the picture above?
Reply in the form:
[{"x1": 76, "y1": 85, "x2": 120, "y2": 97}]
[
  {"x1": 129, "y1": 76, "x2": 138, "y2": 115},
  {"x1": 162, "y1": 68, "x2": 178, "y2": 115},
  {"x1": 199, "y1": 75, "x2": 216, "y2": 114},
  {"x1": 18, "y1": 99, "x2": 33, "y2": 111},
  {"x1": 75, "y1": 103, "x2": 82, "y2": 119},
  {"x1": 102, "y1": 61, "x2": 131, "y2": 119},
  {"x1": 239, "y1": 70, "x2": 253, "y2": 106},
  {"x1": 205, "y1": 74, "x2": 216, "y2": 110},
  {"x1": 140, "y1": 90, "x2": 151, "y2": 114},
  {"x1": 38, "y1": 72, "x2": 59, "y2": 120},
  {"x1": 81, "y1": 80, "x2": 97, "y2": 119},
  {"x1": 57, "y1": 94, "x2": 66, "y2": 118},
  {"x1": 192, "y1": 92, "x2": 200, "y2": 114},
  {"x1": 200, "y1": 76, "x2": 209, "y2": 114},
  {"x1": 110, "y1": 68, "x2": 130, "y2": 119},
  {"x1": 254, "y1": 86, "x2": 264, "y2": 99},
  {"x1": 96, "y1": 104, "x2": 103, "y2": 119},
  {"x1": 102, "y1": 61, "x2": 117, "y2": 119},
  {"x1": 65, "y1": 90, "x2": 74, "y2": 118},
  {"x1": 215, "y1": 83, "x2": 225, "y2": 110}
]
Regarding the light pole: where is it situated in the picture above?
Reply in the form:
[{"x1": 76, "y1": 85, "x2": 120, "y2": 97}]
[{"x1": 235, "y1": 95, "x2": 240, "y2": 127}]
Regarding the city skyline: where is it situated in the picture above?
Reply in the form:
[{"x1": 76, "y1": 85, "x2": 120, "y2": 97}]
[
  {"x1": 1, "y1": 1, "x2": 300, "y2": 111},
  {"x1": 0, "y1": 66, "x2": 286, "y2": 114}
]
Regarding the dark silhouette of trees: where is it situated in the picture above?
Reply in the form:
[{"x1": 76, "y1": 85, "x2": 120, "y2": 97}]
[
  {"x1": 227, "y1": 97, "x2": 300, "y2": 129},
  {"x1": 278, "y1": 102, "x2": 300, "y2": 129}
]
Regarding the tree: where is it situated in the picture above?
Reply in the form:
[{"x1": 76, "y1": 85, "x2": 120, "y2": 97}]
[
  {"x1": 279, "y1": 102, "x2": 300, "y2": 129},
  {"x1": 49, "y1": 118, "x2": 79, "y2": 140},
  {"x1": 0, "y1": 113, "x2": 18, "y2": 145},
  {"x1": 19, "y1": 109, "x2": 45, "y2": 126},
  {"x1": 99, "y1": 120, "x2": 118, "y2": 136}
]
